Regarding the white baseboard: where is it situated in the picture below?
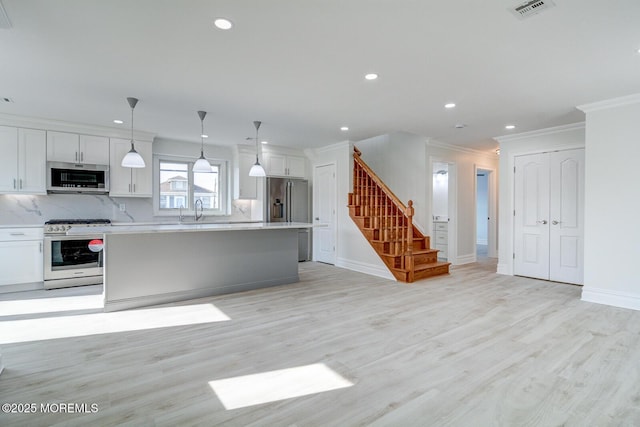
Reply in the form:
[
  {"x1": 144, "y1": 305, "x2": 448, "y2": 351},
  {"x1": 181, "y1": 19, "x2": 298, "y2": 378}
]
[
  {"x1": 335, "y1": 257, "x2": 395, "y2": 281},
  {"x1": 581, "y1": 287, "x2": 640, "y2": 311},
  {"x1": 453, "y1": 253, "x2": 476, "y2": 265},
  {"x1": 497, "y1": 263, "x2": 512, "y2": 275},
  {"x1": 0, "y1": 281, "x2": 44, "y2": 294}
]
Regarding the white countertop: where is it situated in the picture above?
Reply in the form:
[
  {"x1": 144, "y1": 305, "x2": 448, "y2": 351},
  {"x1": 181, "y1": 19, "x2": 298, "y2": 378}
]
[{"x1": 67, "y1": 222, "x2": 315, "y2": 235}]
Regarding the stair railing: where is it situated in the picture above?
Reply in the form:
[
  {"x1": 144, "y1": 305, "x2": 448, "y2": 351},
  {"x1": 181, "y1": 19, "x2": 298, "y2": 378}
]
[{"x1": 352, "y1": 147, "x2": 414, "y2": 270}]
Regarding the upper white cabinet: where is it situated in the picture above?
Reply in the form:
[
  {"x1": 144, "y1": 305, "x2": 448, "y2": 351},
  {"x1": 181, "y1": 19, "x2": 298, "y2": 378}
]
[
  {"x1": 109, "y1": 138, "x2": 153, "y2": 197},
  {"x1": 47, "y1": 131, "x2": 110, "y2": 164},
  {"x1": 263, "y1": 152, "x2": 306, "y2": 178},
  {"x1": 235, "y1": 151, "x2": 258, "y2": 199},
  {"x1": 0, "y1": 126, "x2": 47, "y2": 194}
]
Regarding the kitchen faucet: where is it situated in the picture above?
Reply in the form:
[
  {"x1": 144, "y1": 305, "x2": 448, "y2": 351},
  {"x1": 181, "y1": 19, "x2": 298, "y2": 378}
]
[{"x1": 194, "y1": 199, "x2": 203, "y2": 221}]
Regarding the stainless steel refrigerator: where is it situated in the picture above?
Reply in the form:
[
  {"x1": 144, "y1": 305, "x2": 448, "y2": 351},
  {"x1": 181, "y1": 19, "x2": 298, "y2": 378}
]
[{"x1": 266, "y1": 177, "x2": 310, "y2": 261}]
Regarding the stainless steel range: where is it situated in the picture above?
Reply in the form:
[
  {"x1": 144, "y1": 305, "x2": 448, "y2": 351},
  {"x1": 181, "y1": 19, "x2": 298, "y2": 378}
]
[{"x1": 43, "y1": 219, "x2": 110, "y2": 289}]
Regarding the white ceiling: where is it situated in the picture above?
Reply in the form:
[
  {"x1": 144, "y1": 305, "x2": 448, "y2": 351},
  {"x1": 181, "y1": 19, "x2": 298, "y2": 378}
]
[{"x1": 1, "y1": 0, "x2": 639, "y2": 152}]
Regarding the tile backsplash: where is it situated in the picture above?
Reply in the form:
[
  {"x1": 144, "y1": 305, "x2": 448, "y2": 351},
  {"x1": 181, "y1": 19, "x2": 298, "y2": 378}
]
[{"x1": 0, "y1": 194, "x2": 254, "y2": 225}]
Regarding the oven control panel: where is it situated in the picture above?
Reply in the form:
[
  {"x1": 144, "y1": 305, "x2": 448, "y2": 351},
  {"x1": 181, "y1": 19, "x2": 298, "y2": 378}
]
[{"x1": 44, "y1": 221, "x2": 111, "y2": 234}]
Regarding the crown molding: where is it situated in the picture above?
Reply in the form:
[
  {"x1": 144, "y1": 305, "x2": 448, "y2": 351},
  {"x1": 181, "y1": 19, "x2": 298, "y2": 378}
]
[
  {"x1": 494, "y1": 122, "x2": 584, "y2": 144},
  {"x1": 577, "y1": 93, "x2": 640, "y2": 113},
  {"x1": 426, "y1": 138, "x2": 498, "y2": 158},
  {"x1": 311, "y1": 140, "x2": 350, "y2": 154},
  {"x1": 0, "y1": 113, "x2": 155, "y2": 141}
]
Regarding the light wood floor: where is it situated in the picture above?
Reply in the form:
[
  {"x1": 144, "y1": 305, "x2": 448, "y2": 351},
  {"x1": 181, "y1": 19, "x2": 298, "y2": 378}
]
[{"x1": 1, "y1": 259, "x2": 640, "y2": 426}]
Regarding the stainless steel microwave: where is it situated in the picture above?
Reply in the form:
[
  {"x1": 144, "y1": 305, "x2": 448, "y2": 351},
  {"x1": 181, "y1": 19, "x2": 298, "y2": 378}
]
[{"x1": 47, "y1": 161, "x2": 110, "y2": 194}]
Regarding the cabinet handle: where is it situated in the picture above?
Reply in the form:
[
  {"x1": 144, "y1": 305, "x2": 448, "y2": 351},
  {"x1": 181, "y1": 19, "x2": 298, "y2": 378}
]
[
  {"x1": 10, "y1": 232, "x2": 25, "y2": 236},
  {"x1": 19, "y1": 179, "x2": 23, "y2": 189},
  {"x1": 75, "y1": 151, "x2": 78, "y2": 161},
  {"x1": 133, "y1": 183, "x2": 136, "y2": 192},
  {"x1": 39, "y1": 242, "x2": 43, "y2": 253},
  {"x1": 552, "y1": 220, "x2": 561, "y2": 225},
  {"x1": 129, "y1": 183, "x2": 131, "y2": 192},
  {"x1": 536, "y1": 220, "x2": 548, "y2": 225},
  {"x1": 13, "y1": 178, "x2": 16, "y2": 189},
  {"x1": 81, "y1": 152, "x2": 84, "y2": 162}
]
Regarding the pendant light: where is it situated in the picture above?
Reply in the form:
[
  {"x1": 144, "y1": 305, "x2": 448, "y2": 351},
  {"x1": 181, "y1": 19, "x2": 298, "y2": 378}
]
[
  {"x1": 248, "y1": 120, "x2": 266, "y2": 177},
  {"x1": 121, "y1": 97, "x2": 146, "y2": 168},
  {"x1": 192, "y1": 110, "x2": 211, "y2": 172}
]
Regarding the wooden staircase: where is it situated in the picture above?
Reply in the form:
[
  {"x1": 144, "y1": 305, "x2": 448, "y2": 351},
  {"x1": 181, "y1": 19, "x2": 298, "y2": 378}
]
[{"x1": 348, "y1": 147, "x2": 450, "y2": 282}]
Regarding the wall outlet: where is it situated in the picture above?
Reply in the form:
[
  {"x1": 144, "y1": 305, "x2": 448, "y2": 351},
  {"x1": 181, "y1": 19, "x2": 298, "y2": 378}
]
[{"x1": 119, "y1": 203, "x2": 126, "y2": 212}]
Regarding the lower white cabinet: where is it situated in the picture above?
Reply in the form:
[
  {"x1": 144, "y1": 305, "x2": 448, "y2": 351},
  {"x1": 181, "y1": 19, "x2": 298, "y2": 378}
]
[
  {"x1": 433, "y1": 221, "x2": 448, "y2": 260},
  {"x1": 0, "y1": 228, "x2": 44, "y2": 286},
  {"x1": 109, "y1": 138, "x2": 153, "y2": 197}
]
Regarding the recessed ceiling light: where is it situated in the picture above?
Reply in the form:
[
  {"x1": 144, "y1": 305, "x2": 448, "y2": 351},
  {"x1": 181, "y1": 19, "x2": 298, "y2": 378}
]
[
  {"x1": 113, "y1": 119, "x2": 124, "y2": 124},
  {"x1": 454, "y1": 123, "x2": 466, "y2": 129},
  {"x1": 444, "y1": 103, "x2": 456, "y2": 109},
  {"x1": 340, "y1": 126, "x2": 349, "y2": 131},
  {"x1": 505, "y1": 124, "x2": 516, "y2": 130},
  {"x1": 261, "y1": 140, "x2": 268, "y2": 144},
  {"x1": 201, "y1": 134, "x2": 209, "y2": 138},
  {"x1": 214, "y1": 18, "x2": 233, "y2": 30},
  {"x1": 364, "y1": 73, "x2": 378, "y2": 81},
  {"x1": 2, "y1": 97, "x2": 14, "y2": 103}
]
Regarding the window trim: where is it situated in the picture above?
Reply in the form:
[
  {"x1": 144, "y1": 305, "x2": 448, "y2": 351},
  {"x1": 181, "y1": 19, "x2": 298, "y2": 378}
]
[{"x1": 153, "y1": 155, "x2": 229, "y2": 217}]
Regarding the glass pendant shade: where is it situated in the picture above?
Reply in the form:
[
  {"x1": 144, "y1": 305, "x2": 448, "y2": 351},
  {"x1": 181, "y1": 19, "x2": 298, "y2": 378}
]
[
  {"x1": 121, "y1": 97, "x2": 146, "y2": 168},
  {"x1": 122, "y1": 147, "x2": 145, "y2": 168},
  {"x1": 193, "y1": 155, "x2": 212, "y2": 172},
  {"x1": 248, "y1": 120, "x2": 266, "y2": 177},
  {"x1": 249, "y1": 159, "x2": 266, "y2": 177},
  {"x1": 192, "y1": 110, "x2": 212, "y2": 172}
]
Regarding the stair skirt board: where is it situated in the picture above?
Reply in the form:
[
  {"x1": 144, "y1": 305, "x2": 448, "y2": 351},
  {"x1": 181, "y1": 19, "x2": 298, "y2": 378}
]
[{"x1": 335, "y1": 257, "x2": 396, "y2": 281}]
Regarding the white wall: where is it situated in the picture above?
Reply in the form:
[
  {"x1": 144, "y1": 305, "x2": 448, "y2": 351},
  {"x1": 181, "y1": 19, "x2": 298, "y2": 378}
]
[
  {"x1": 306, "y1": 141, "x2": 392, "y2": 279},
  {"x1": 425, "y1": 140, "x2": 499, "y2": 264},
  {"x1": 578, "y1": 95, "x2": 640, "y2": 311},
  {"x1": 495, "y1": 123, "x2": 585, "y2": 275}
]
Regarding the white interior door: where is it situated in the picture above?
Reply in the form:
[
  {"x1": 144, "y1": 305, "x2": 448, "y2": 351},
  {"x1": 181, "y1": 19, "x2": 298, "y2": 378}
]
[
  {"x1": 549, "y1": 149, "x2": 584, "y2": 284},
  {"x1": 514, "y1": 149, "x2": 584, "y2": 284},
  {"x1": 313, "y1": 163, "x2": 336, "y2": 264},
  {"x1": 514, "y1": 153, "x2": 550, "y2": 280}
]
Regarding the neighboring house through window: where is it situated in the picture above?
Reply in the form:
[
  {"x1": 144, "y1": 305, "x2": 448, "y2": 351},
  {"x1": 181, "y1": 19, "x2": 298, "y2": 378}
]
[{"x1": 157, "y1": 159, "x2": 224, "y2": 214}]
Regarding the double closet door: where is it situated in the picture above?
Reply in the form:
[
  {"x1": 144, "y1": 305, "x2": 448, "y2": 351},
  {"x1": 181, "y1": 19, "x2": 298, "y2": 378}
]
[{"x1": 514, "y1": 148, "x2": 584, "y2": 285}]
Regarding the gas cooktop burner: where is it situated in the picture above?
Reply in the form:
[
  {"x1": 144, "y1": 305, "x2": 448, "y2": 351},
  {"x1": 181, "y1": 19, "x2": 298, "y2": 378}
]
[{"x1": 45, "y1": 219, "x2": 111, "y2": 225}]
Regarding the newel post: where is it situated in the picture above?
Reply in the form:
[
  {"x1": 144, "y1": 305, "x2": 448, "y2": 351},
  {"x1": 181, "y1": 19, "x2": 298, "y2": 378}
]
[{"x1": 406, "y1": 200, "x2": 415, "y2": 281}]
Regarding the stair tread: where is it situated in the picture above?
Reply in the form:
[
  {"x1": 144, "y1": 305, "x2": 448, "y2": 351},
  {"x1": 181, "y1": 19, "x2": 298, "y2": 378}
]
[{"x1": 391, "y1": 261, "x2": 450, "y2": 273}]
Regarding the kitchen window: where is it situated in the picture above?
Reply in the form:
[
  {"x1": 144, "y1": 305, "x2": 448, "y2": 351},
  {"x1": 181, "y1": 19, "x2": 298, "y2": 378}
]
[{"x1": 156, "y1": 158, "x2": 226, "y2": 215}]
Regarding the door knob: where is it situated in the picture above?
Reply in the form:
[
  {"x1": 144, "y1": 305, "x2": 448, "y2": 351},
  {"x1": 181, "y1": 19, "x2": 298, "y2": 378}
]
[{"x1": 537, "y1": 220, "x2": 548, "y2": 225}]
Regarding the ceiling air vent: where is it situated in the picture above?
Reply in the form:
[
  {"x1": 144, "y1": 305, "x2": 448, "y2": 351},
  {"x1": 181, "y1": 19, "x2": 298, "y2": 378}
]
[{"x1": 509, "y1": 0, "x2": 556, "y2": 20}]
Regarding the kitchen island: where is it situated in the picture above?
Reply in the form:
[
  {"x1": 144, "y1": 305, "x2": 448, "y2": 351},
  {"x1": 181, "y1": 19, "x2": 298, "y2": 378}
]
[{"x1": 68, "y1": 222, "x2": 314, "y2": 312}]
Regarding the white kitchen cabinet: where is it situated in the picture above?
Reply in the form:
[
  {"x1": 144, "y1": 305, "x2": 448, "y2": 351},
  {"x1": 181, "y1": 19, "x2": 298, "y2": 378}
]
[
  {"x1": 0, "y1": 126, "x2": 47, "y2": 194},
  {"x1": 109, "y1": 138, "x2": 153, "y2": 197},
  {"x1": 235, "y1": 151, "x2": 258, "y2": 199},
  {"x1": 0, "y1": 228, "x2": 44, "y2": 286},
  {"x1": 433, "y1": 221, "x2": 448, "y2": 260},
  {"x1": 47, "y1": 131, "x2": 110, "y2": 164},
  {"x1": 263, "y1": 152, "x2": 306, "y2": 178}
]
